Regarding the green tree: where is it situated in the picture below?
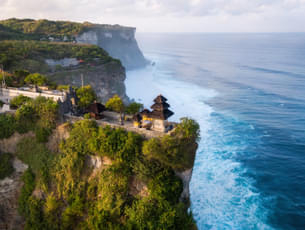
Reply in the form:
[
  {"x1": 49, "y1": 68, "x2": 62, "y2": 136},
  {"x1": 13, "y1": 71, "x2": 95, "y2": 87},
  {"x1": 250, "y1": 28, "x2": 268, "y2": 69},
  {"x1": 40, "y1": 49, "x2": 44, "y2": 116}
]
[
  {"x1": 32, "y1": 96, "x2": 58, "y2": 130},
  {"x1": 125, "y1": 102, "x2": 143, "y2": 115},
  {"x1": 105, "y1": 95, "x2": 125, "y2": 124},
  {"x1": 13, "y1": 69, "x2": 30, "y2": 86},
  {"x1": 105, "y1": 95, "x2": 124, "y2": 113},
  {"x1": 24, "y1": 73, "x2": 47, "y2": 86},
  {"x1": 76, "y1": 85, "x2": 97, "y2": 108},
  {"x1": 15, "y1": 103, "x2": 37, "y2": 133},
  {"x1": 175, "y1": 117, "x2": 200, "y2": 141}
]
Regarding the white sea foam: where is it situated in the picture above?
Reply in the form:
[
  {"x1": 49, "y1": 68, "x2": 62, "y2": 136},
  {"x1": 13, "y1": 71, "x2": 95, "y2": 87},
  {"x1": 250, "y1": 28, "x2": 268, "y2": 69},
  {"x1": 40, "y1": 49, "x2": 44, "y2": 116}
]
[{"x1": 126, "y1": 57, "x2": 273, "y2": 230}]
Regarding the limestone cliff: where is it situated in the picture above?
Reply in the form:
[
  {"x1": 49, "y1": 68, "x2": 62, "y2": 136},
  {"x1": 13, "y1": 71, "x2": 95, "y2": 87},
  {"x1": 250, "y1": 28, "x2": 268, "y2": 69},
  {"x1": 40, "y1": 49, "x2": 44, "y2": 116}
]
[
  {"x1": 47, "y1": 61, "x2": 129, "y2": 103},
  {"x1": 76, "y1": 25, "x2": 148, "y2": 70}
]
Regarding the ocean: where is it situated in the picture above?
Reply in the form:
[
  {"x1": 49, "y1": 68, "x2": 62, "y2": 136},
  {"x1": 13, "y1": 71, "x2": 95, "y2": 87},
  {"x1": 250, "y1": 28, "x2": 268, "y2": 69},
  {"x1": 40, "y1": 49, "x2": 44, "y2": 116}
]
[{"x1": 125, "y1": 33, "x2": 305, "y2": 230}]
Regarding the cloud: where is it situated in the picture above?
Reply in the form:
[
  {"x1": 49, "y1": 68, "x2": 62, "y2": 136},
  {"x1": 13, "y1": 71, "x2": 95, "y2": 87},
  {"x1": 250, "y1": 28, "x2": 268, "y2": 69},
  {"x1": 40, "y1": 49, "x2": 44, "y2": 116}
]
[{"x1": 0, "y1": 0, "x2": 304, "y2": 32}]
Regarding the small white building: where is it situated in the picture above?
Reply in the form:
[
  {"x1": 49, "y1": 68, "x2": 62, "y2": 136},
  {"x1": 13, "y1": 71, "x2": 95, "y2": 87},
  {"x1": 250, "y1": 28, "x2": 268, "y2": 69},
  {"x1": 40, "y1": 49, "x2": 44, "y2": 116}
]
[{"x1": 0, "y1": 86, "x2": 66, "y2": 104}]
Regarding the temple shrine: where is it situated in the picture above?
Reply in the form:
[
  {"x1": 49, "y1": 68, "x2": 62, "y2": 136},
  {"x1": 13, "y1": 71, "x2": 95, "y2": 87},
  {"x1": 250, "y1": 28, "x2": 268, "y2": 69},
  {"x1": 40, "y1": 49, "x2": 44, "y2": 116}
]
[{"x1": 134, "y1": 95, "x2": 174, "y2": 132}]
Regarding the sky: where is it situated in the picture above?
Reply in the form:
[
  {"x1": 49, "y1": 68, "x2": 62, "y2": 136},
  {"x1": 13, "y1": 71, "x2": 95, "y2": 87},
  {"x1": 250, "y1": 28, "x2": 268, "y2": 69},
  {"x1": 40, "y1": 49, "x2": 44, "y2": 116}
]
[{"x1": 0, "y1": 0, "x2": 305, "y2": 32}]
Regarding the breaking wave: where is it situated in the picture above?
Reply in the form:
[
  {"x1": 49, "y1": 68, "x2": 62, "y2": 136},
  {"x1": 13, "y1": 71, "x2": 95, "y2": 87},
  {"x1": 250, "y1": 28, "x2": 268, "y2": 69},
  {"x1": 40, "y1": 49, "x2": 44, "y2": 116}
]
[{"x1": 126, "y1": 58, "x2": 273, "y2": 230}]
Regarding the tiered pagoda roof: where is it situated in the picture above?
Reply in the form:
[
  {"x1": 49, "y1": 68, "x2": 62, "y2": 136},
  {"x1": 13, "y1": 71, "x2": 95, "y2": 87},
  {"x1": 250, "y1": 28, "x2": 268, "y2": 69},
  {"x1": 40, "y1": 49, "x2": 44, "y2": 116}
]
[{"x1": 149, "y1": 95, "x2": 174, "y2": 120}]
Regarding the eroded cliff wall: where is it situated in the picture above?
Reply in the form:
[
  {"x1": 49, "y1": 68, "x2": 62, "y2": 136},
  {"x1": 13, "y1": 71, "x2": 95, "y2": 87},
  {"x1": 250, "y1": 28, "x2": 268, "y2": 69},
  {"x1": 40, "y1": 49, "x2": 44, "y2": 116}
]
[{"x1": 76, "y1": 25, "x2": 148, "y2": 70}]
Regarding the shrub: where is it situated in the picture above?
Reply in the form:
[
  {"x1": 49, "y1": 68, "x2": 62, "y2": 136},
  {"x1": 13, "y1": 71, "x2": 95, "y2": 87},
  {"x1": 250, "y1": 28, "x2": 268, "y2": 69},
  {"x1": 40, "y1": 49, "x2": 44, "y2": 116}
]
[
  {"x1": 16, "y1": 137, "x2": 53, "y2": 190},
  {"x1": 125, "y1": 198, "x2": 195, "y2": 230},
  {"x1": 18, "y1": 168, "x2": 36, "y2": 216},
  {"x1": 57, "y1": 85, "x2": 69, "y2": 91},
  {"x1": 15, "y1": 103, "x2": 37, "y2": 133},
  {"x1": 0, "y1": 113, "x2": 16, "y2": 139},
  {"x1": 76, "y1": 85, "x2": 97, "y2": 108},
  {"x1": 125, "y1": 102, "x2": 143, "y2": 115},
  {"x1": 24, "y1": 197, "x2": 45, "y2": 230},
  {"x1": 35, "y1": 126, "x2": 52, "y2": 143},
  {"x1": 10, "y1": 95, "x2": 32, "y2": 109},
  {"x1": 0, "y1": 152, "x2": 14, "y2": 179},
  {"x1": 84, "y1": 113, "x2": 91, "y2": 119},
  {"x1": 174, "y1": 117, "x2": 200, "y2": 141},
  {"x1": 61, "y1": 195, "x2": 84, "y2": 229},
  {"x1": 24, "y1": 73, "x2": 48, "y2": 86}
]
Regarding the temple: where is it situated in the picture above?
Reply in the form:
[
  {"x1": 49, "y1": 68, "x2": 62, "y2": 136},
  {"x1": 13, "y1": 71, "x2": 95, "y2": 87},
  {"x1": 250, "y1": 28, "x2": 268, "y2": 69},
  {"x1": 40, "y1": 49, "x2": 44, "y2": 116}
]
[{"x1": 134, "y1": 95, "x2": 174, "y2": 132}]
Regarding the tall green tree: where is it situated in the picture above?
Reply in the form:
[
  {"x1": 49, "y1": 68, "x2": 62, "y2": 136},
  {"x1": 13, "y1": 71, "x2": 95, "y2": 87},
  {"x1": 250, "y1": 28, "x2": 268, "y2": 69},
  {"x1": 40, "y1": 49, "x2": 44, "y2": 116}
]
[{"x1": 24, "y1": 73, "x2": 47, "y2": 86}]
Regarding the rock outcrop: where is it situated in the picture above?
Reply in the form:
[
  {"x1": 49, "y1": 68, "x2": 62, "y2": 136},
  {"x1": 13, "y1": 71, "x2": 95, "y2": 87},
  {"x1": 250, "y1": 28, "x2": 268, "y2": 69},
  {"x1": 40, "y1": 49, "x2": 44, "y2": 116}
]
[
  {"x1": 129, "y1": 176, "x2": 149, "y2": 198},
  {"x1": 0, "y1": 132, "x2": 34, "y2": 153},
  {"x1": 0, "y1": 158, "x2": 27, "y2": 230},
  {"x1": 76, "y1": 25, "x2": 148, "y2": 70},
  {"x1": 175, "y1": 168, "x2": 193, "y2": 202}
]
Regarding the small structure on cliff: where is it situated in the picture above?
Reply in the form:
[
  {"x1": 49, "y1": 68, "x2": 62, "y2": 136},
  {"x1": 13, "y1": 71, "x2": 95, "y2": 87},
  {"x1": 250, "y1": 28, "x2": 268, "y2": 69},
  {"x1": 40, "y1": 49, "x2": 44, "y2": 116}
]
[
  {"x1": 85, "y1": 102, "x2": 106, "y2": 120},
  {"x1": 135, "y1": 95, "x2": 174, "y2": 132}
]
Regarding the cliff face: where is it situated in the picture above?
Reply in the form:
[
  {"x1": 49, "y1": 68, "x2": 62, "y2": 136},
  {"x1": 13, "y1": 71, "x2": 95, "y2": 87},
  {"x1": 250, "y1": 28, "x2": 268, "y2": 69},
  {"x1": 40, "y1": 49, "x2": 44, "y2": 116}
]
[
  {"x1": 0, "y1": 133, "x2": 33, "y2": 230},
  {"x1": 48, "y1": 61, "x2": 129, "y2": 103},
  {"x1": 0, "y1": 158, "x2": 27, "y2": 230},
  {"x1": 76, "y1": 26, "x2": 148, "y2": 70}
]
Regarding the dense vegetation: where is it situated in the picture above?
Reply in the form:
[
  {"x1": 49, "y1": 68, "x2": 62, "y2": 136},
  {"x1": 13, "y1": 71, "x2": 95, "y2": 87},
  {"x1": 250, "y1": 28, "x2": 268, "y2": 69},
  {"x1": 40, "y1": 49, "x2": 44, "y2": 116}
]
[
  {"x1": 0, "y1": 18, "x2": 127, "y2": 42},
  {"x1": 0, "y1": 152, "x2": 14, "y2": 179},
  {"x1": 143, "y1": 118, "x2": 200, "y2": 171},
  {"x1": 0, "y1": 40, "x2": 116, "y2": 72},
  {"x1": 0, "y1": 70, "x2": 57, "y2": 89},
  {"x1": 13, "y1": 116, "x2": 199, "y2": 229},
  {"x1": 0, "y1": 18, "x2": 90, "y2": 40},
  {"x1": 0, "y1": 96, "x2": 58, "y2": 141},
  {"x1": 0, "y1": 23, "x2": 32, "y2": 41}
]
